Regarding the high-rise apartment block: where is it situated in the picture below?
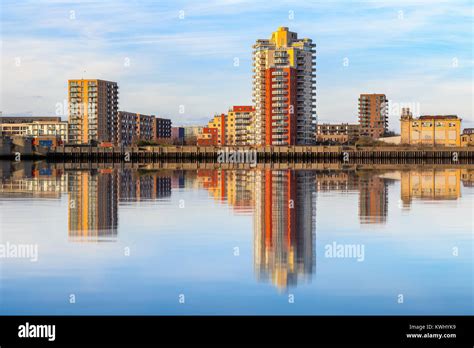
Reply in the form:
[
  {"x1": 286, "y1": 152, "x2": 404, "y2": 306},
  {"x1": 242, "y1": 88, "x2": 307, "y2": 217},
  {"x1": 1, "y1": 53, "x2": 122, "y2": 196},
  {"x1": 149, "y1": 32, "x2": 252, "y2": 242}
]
[
  {"x1": 68, "y1": 79, "x2": 119, "y2": 144},
  {"x1": 252, "y1": 27, "x2": 316, "y2": 145},
  {"x1": 358, "y1": 93, "x2": 388, "y2": 139}
]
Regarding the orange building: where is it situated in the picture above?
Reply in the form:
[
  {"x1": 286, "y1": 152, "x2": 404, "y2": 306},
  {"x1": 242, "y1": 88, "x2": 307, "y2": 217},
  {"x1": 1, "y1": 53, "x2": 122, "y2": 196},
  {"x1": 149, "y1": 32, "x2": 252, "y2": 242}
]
[
  {"x1": 254, "y1": 170, "x2": 316, "y2": 290},
  {"x1": 252, "y1": 27, "x2": 316, "y2": 145},
  {"x1": 197, "y1": 114, "x2": 226, "y2": 146},
  {"x1": 265, "y1": 67, "x2": 298, "y2": 145},
  {"x1": 358, "y1": 93, "x2": 388, "y2": 139},
  {"x1": 197, "y1": 127, "x2": 218, "y2": 146}
]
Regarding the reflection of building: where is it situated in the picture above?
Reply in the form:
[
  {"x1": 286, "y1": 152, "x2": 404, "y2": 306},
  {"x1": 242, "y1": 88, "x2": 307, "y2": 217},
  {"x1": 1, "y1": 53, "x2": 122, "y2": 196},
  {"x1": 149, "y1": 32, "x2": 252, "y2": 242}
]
[
  {"x1": 0, "y1": 163, "x2": 66, "y2": 198},
  {"x1": 461, "y1": 169, "x2": 474, "y2": 187},
  {"x1": 358, "y1": 93, "x2": 388, "y2": 139},
  {"x1": 225, "y1": 170, "x2": 254, "y2": 214},
  {"x1": 400, "y1": 108, "x2": 461, "y2": 147},
  {"x1": 316, "y1": 171, "x2": 359, "y2": 191},
  {"x1": 118, "y1": 170, "x2": 171, "y2": 201},
  {"x1": 171, "y1": 170, "x2": 186, "y2": 189},
  {"x1": 254, "y1": 170, "x2": 316, "y2": 291},
  {"x1": 197, "y1": 169, "x2": 227, "y2": 201},
  {"x1": 401, "y1": 169, "x2": 461, "y2": 207},
  {"x1": 68, "y1": 170, "x2": 118, "y2": 242},
  {"x1": 358, "y1": 173, "x2": 388, "y2": 224}
]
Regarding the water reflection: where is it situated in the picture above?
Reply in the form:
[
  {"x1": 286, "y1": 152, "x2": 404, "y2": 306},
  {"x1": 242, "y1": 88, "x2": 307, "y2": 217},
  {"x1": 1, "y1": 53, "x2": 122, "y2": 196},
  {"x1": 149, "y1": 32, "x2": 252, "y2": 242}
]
[
  {"x1": 67, "y1": 170, "x2": 118, "y2": 242},
  {"x1": 400, "y1": 169, "x2": 461, "y2": 207},
  {"x1": 253, "y1": 170, "x2": 316, "y2": 291},
  {"x1": 0, "y1": 161, "x2": 472, "y2": 294}
]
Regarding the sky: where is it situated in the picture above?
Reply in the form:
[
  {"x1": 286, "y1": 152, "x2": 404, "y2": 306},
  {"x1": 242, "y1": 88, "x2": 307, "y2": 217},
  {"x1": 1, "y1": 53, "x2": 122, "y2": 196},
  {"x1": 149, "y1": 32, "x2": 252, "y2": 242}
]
[{"x1": 1, "y1": 0, "x2": 473, "y2": 131}]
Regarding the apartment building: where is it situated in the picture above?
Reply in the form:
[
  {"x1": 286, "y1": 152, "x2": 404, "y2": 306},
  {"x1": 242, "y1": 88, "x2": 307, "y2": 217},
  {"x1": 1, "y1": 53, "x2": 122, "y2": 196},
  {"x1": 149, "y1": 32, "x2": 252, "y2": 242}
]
[
  {"x1": 182, "y1": 126, "x2": 203, "y2": 145},
  {"x1": 117, "y1": 111, "x2": 155, "y2": 146},
  {"x1": 197, "y1": 127, "x2": 219, "y2": 146},
  {"x1": 252, "y1": 27, "x2": 316, "y2": 145},
  {"x1": 358, "y1": 93, "x2": 388, "y2": 139},
  {"x1": 155, "y1": 117, "x2": 172, "y2": 139},
  {"x1": 198, "y1": 114, "x2": 226, "y2": 146},
  {"x1": 461, "y1": 128, "x2": 474, "y2": 147},
  {"x1": 0, "y1": 116, "x2": 69, "y2": 143},
  {"x1": 68, "y1": 79, "x2": 119, "y2": 144},
  {"x1": 171, "y1": 127, "x2": 185, "y2": 144},
  {"x1": 226, "y1": 106, "x2": 255, "y2": 145},
  {"x1": 316, "y1": 123, "x2": 360, "y2": 144}
]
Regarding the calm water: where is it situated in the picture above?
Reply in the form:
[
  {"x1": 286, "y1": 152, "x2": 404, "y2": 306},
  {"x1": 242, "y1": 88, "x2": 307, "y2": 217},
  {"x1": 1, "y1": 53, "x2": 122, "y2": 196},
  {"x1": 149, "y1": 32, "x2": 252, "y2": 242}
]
[{"x1": 0, "y1": 161, "x2": 472, "y2": 315}]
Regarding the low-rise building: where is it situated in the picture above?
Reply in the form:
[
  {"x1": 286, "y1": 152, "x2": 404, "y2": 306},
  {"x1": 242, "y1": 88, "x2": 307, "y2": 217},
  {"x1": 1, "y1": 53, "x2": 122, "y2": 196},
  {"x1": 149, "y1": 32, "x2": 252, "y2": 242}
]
[
  {"x1": 208, "y1": 114, "x2": 226, "y2": 146},
  {"x1": 182, "y1": 126, "x2": 203, "y2": 145},
  {"x1": 0, "y1": 116, "x2": 68, "y2": 144},
  {"x1": 461, "y1": 128, "x2": 474, "y2": 147},
  {"x1": 197, "y1": 114, "x2": 226, "y2": 146},
  {"x1": 171, "y1": 127, "x2": 185, "y2": 144},
  {"x1": 316, "y1": 123, "x2": 360, "y2": 144},
  {"x1": 197, "y1": 127, "x2": 218, "y2": 146},
  {"x1": 400, "y1": 108, "x2": 461, "y2": 147}
]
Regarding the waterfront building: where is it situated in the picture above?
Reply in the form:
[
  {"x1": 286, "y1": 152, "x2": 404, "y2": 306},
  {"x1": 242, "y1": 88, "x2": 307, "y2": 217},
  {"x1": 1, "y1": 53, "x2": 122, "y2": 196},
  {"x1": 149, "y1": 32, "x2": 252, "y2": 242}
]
[
  {"x1": 117, "y1": 111, "x2": 155, "y2": 146},
  {"x1": 155, "y1": 117, "x2": 172, "y2": 139},
  {"x1": 68, "y1": 79, "x2": 119, "y2": 144},
  {"x1": 358, "y1": 93, "x2": 388, "y2": 139},
  {"x1": 461, "y1": 128, "x2": 474, "y2": 147},
  {"x1": 252, "y1": 27, "x2": 316, "y2": 145},
  {"x1": 316, "y1": 123, "x2": 360, "y2": 144},
  {"x1": 171, "y1": 127, "x2": 185, "y2": 144},
  {"x1": 182, "y1": 125, "x2": 203, "y2": 145},
  {"x1": 197, "y1": 114, "x2": 226, "y2": 146},
  {"x1": 197, "y1": 127, "x2": 219, "y2": 146},
  {"x1": 0, "y1": 116, "x2": 68, "y2": 143},
  {"x1": 400, "y1": 108, "x2": 461, "y2": 146},
  {"x1": 226, "y1": 106, "x2": 255, "y2": 145},
  {"x1": 0, "y1": 116, "x2": 63, "y2": 124}
]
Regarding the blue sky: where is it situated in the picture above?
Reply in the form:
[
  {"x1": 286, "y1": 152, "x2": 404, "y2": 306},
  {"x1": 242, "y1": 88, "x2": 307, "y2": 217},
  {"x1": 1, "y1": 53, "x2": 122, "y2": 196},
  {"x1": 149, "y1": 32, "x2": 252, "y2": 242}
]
[{"x1": 1, "y1": 0, "x2": 473, "y2": 130}]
